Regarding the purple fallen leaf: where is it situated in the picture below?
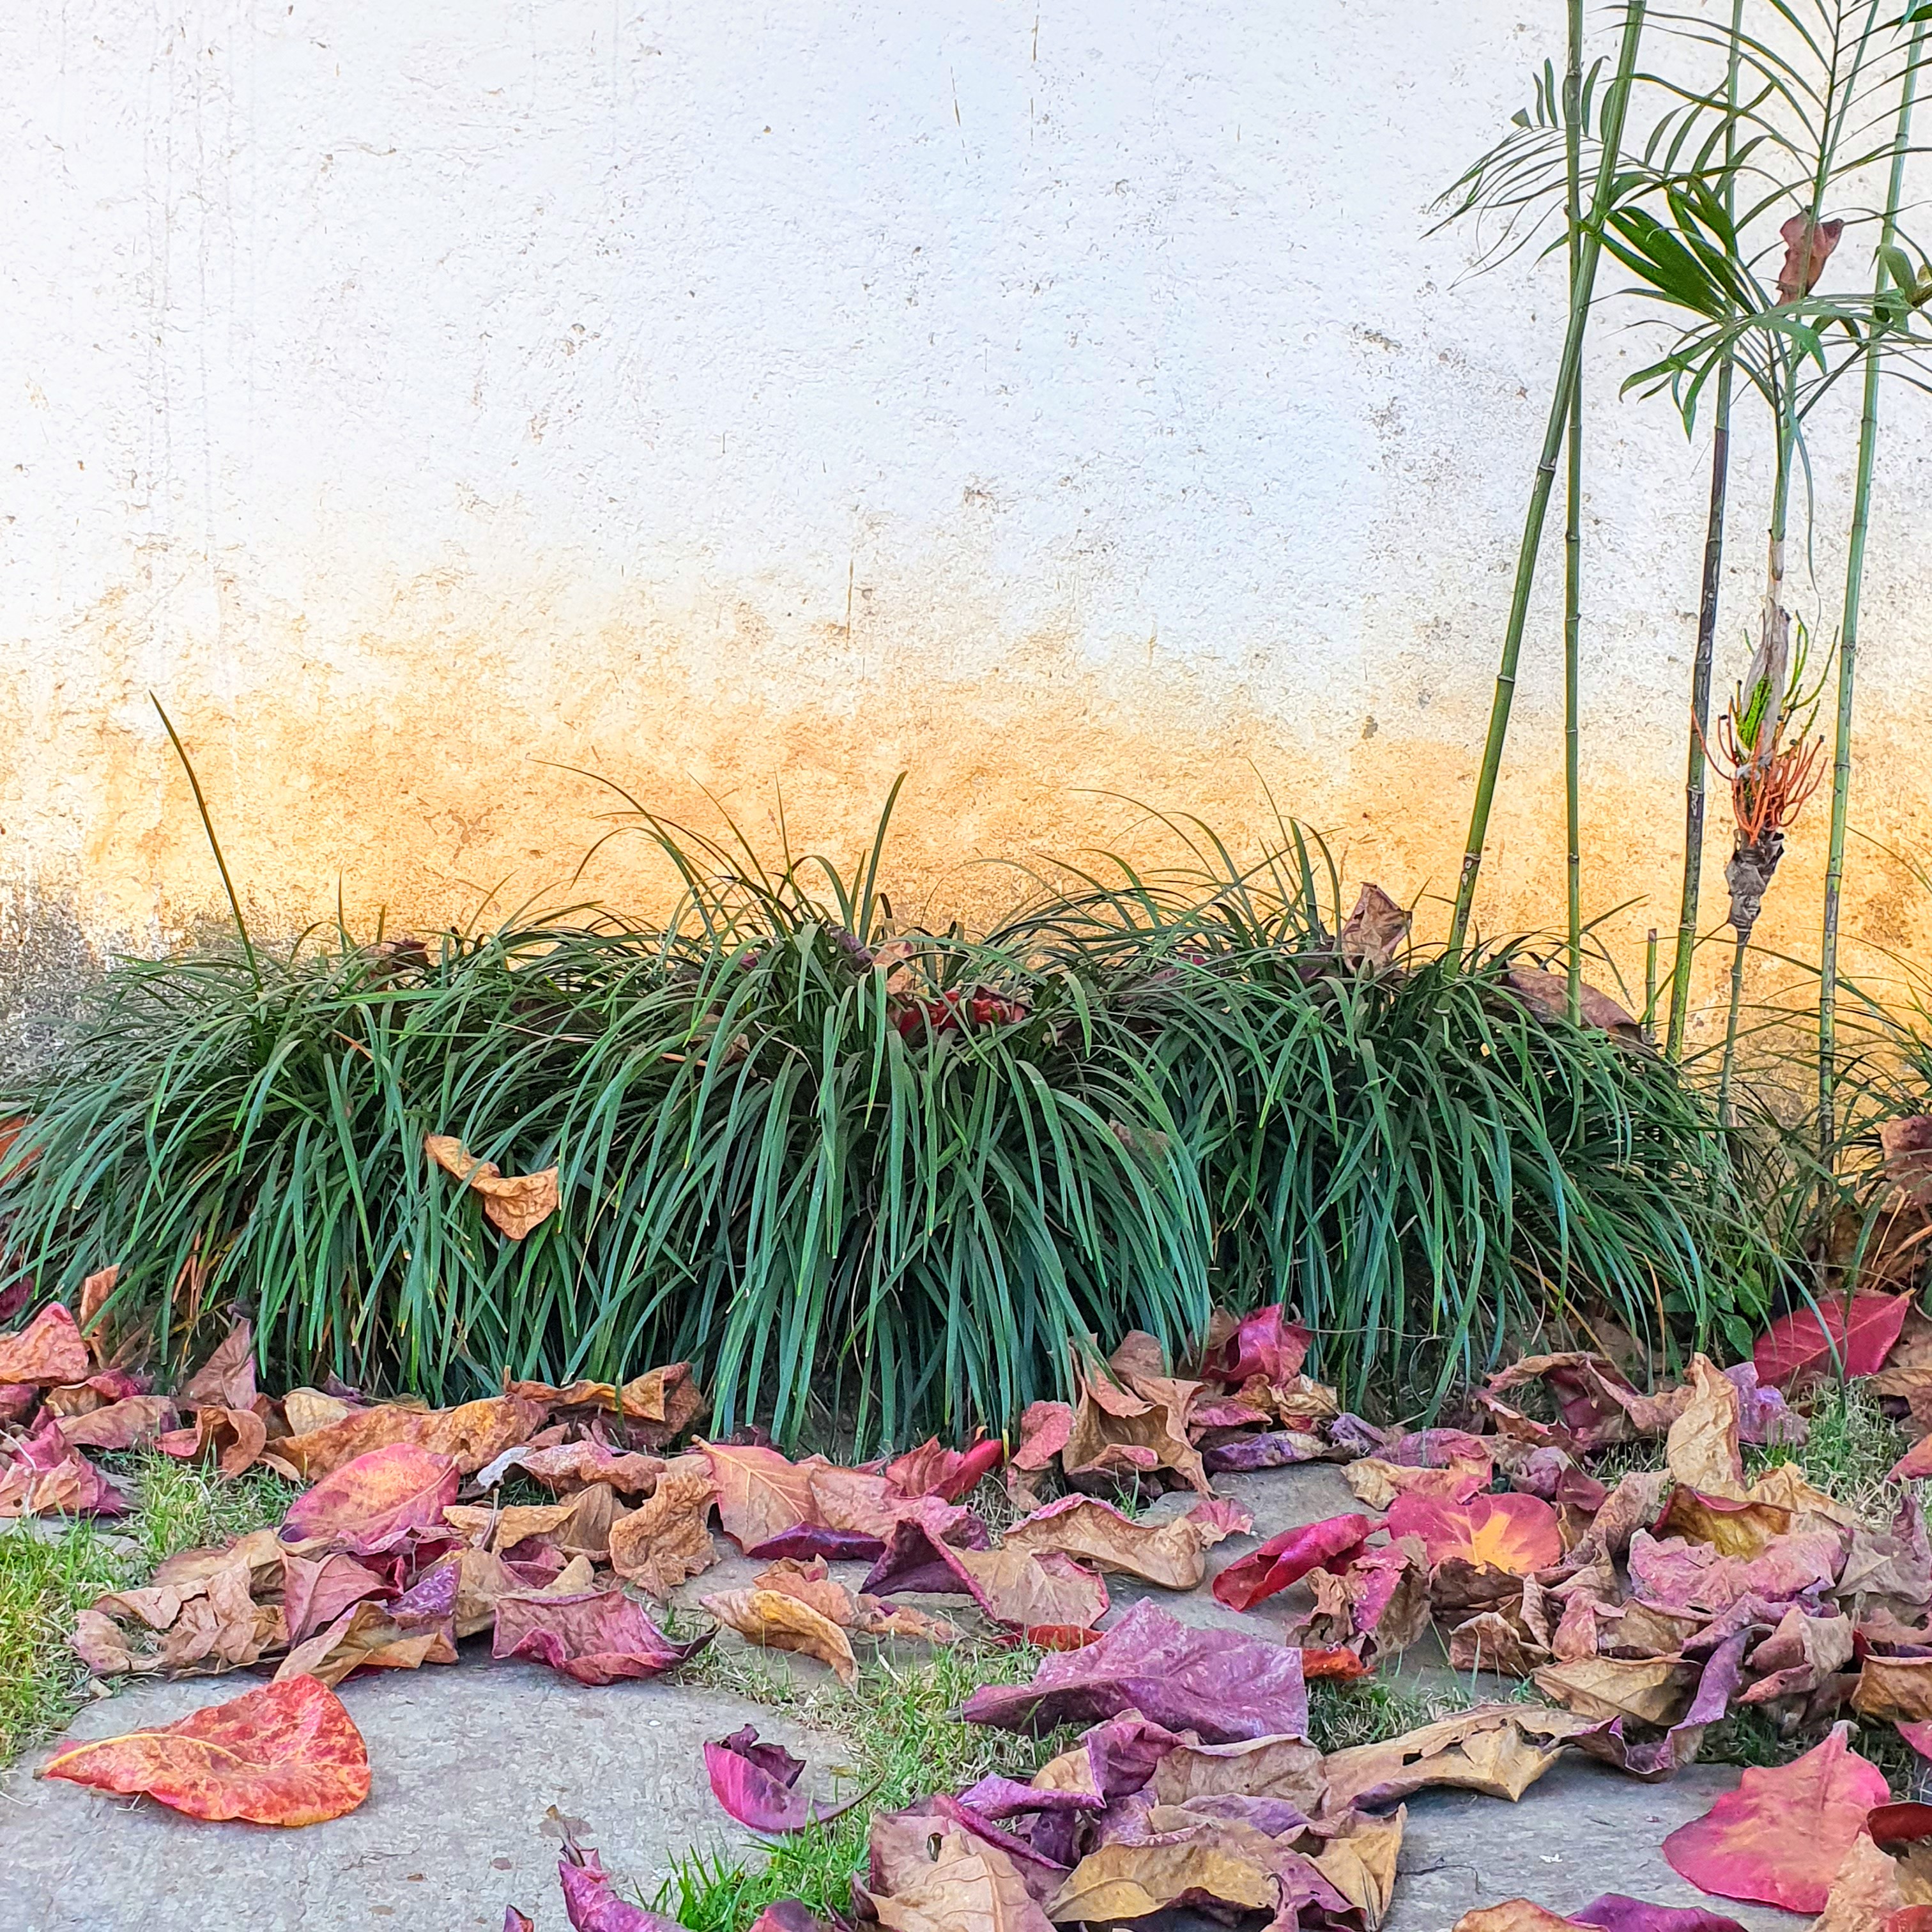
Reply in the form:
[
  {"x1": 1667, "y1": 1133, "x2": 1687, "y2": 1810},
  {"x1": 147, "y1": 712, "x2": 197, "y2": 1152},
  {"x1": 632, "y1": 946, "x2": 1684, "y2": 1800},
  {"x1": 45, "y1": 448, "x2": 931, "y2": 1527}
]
[
  {"x1": 1328, "y1": 1414, "x2": 1393, "y2": 1456},
  {"x1": 560, "y1": 1843, "x2": 693, "y2": 1932},
  {"x1": 746, "y1": 1526, "x2": 887, "y2": 1563},
  {"x1": 930, "y1": 1791, "x2": 1070, "y2": 1877},
  {"x1": 954, "y1": 1773, "x2": 1105, "y2": 1820},
  {"x1": 746, "y1": 1904, "x2": 832, "y2": 1932},
  {"x1": 705, "y1": 1727, "x2": 869, "y2": 1834},
  {"x1": 960, "y1": 1599, "x2": 1308, "y2": 1742},
  {"x1": 493, "y1": 1587, "x2": 711, "y2": 1686},
  {"x1": 505, "y1": 1910, "x2": 535, "y2": 1932},
  {"x1": 1202, "y1": 1430, "x2": 1330, "y2": 1473},
  {"x1": 1570, "y1": 1896, "x2": 1749, "y2": 1932},
  {"x1": 1386, "y1": 1427, "x2": 1491, "y2": 1468},
  {"x1": 1723, "y1": 1363, "x2": 1806, "y2": 1447}
]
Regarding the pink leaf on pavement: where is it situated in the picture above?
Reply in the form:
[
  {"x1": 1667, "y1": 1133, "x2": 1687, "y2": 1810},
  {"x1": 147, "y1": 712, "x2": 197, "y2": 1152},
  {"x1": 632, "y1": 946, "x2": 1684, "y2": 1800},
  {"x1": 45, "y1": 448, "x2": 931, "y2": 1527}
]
[
  {"x1": 704, "y1": 1726, "x2": 868, "y2": 1834},
  {"x1": 493, "y1": 1586, "x2": 711, "y2": 1685},
  {"x1": 1210, "y1": 1512, "x2": 1374, "y2": 1611}
]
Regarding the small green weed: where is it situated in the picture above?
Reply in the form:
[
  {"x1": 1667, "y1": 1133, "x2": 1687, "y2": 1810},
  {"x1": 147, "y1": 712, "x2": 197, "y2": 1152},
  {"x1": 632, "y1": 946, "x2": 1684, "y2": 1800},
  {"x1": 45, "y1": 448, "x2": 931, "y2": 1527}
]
[{"x1": 0, "y1": 1452, "x2": 296, "y2": 1765}]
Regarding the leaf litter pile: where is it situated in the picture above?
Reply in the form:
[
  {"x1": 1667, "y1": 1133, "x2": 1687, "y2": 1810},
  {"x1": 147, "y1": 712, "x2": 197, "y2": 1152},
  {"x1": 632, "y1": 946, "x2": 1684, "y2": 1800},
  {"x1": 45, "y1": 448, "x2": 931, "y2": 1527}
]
[{"x1": 11, "y1": 1291, "x2": 1932, "y2": 1928}]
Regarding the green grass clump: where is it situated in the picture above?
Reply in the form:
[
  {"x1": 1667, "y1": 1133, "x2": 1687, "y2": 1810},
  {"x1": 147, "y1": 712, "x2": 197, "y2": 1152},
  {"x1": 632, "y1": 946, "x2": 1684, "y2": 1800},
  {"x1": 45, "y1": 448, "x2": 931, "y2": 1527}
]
[
  {"x1": 0, "y1": 795, "x2": 1775, "y2": 1440},
  {"x1": 0, "y1": 1453, "x2": 296, "y2": 1763}
]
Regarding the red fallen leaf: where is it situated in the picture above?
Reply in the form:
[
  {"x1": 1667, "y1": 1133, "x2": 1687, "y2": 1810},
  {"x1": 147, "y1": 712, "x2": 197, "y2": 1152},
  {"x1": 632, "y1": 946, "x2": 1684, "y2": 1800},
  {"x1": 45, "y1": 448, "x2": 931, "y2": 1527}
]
[
  {"x1": 746, "y1": 1905, "x2": 834, "y2": 1932},
  {"x1": 1661, "y1": 1721, "x2": 1890, "y2": 1912},
  {"x1": 999, "y1": 1623, "x2": 1106, "y2": 1652},
  {"x1": 279, "y1": 1444, "x2": 460, "y2": 1554},
  {"x1": 556, "y1": 1818, "x2": 695, "y2": 1931},
  {"x1": 1387, "y1": 1491, "x2": 1562, "y2": 1575},
  {"x1": 0, "y1": 1302, "x2": 89, "y2": 1384},
  {"x1": 1301, "y1": 1646, "x2": 1374, "y2": 1680},
  {"x1": 281, "y1": 1551, "x2": 391, "y2": 1644},
  {"x1": 493, "y1": 1585, "x2": 710, "y2": 1685},
  {"x1": 961, "y1": 1598, "x2": 1307, "y2": 1742},
  {"x1": 39, "y1": 1673, "x2": 369, "y2": 1825},
  {"x1": 1891, "y1": 1437, "x2": 1932, "y2": 1482},
  {"x1": 1211, "y1": 1512, "x2": 1374, "y2": 1611},
  {"x1": 1887, "y1": 1913, "x2": 1932, "y2": 1932},
  {"x1": 158, "y1": 1403, "x2": 273, "y2": 1478},
  {"x1": 885, "y1": 1434, "x2": 1005, "y2": 1503},
  {"x1": 1, "y1": 1417, "x2": 131, "y2": 1518},
  {"x1": 1012, "y1": 1400, "x2": 1075, "y2": 1469},
  {"x1": 704, "y1": 1725, "x2": 868, "y2": 1834},
  {"x1": 1208, "y1": 1305, "x2": 1313, "y2": 1386},
  {"x1": 1754, "y1": 1293, "x2": 1910, "y2": 1390}
]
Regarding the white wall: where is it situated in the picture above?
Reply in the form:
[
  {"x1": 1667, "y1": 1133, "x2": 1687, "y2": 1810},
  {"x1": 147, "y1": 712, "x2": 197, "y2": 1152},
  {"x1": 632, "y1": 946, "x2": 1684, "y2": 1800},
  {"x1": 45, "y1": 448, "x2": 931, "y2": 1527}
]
[{"x1": 5, "y1": 1, "x2": 1929, "y2": 1027}]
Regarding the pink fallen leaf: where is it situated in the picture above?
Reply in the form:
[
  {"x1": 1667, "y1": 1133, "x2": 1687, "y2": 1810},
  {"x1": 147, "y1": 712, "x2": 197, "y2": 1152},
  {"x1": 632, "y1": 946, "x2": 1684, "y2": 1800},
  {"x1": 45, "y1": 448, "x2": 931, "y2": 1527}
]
[
  {"x1": 0, "y1": 1302, "x2": 89, "y2": 1384},
  {"x1": 1011, "y1": 1401, "x2": 1075, "y2": 1470},
  {"x1": 1567, "y1": 1897, "x2": 1747, "y2": 1932},
  {"x1": 556, "y1": 1818, "x2": 696, "y2": 1931},
  {"x1": 1208, "y1": 1305, "x2": 1312, "y2": 1386},
  {"x1": 1661, "y1": 1721, "x2": 1889, "y2": 1912},
  {"x1": 961, "y1": 1599, "x2": 1307, "y2": 1742},
  {"x1": 1387, "y1": 1491, "x2": 1563, "y2": 1575},
  {"x1": 279, "y1": 1444, "x2": 460, "y2": 1554},
  {"x1": 1210, "y1": 1512, "x2": 1374, "y2": 1611},
  {"x1": 56, "y1": 1395, "x2": 176, "y2": 1452},
  {"x1": 704, "y1": 1725, "x2": 868, "y2": 1834},
  {"x1": 493, "y1": 1586, "x2": 711, "y2": 1686},
  {"x1": 1754, "y1": 1293, "x2": 1910, "y2": 1390}
]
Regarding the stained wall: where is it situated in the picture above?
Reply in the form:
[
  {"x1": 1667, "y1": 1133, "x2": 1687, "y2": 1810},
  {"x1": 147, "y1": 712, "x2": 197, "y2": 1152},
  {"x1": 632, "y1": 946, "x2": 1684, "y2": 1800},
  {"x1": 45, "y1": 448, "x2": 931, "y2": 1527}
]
[{"x1": 6, "y1": 0, "x2": 1931, "y2": 1047}]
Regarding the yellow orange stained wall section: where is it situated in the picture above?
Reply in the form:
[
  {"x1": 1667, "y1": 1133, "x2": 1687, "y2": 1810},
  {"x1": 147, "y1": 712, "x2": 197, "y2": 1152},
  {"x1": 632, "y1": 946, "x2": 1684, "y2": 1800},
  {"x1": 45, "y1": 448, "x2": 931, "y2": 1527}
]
[{"x1": 4, "y1": 0, "x2": 1930, "y2": 1048}]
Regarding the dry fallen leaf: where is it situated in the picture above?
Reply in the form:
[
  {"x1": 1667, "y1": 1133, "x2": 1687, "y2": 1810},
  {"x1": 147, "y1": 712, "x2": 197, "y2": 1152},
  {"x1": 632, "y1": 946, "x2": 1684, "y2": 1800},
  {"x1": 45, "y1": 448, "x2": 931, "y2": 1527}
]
[
  {"x1": 1312, "y1": 1807, "x2": 1404, "y2": 1931},
  {"x1": 608, "y1": 1465, "x2": 719, "y2": 1596},
  {"x1": 702, "y1": 1586, "x2": 860, "y2": 1685},
  {"x1": 0, "y1": 1302, "x2": 89, "y2": 1384},
  {"x1": 182, "y1": 1320, "x2": 258, "y2": 1410},
  {"x1": 1340, "y1": 884, "x2": 1411, "y2": 969},
  {"x1": 41, "y1": 1673, "x2": 371, "y2": 1825},
  {"x1": 1320, "y1": 1705, "x2": 1599, "y2": 1812},
  {"x1": 274, "y1": 1394, "x2": 545, "y2": 1480},
  {"x1": 273, "y1": 1600, "x2": 457, "y2": 1689},
  {"x1": 1533, "y1": 1655, "x2": 1694, "y2": 1726},
  {"x1": 279, "y1": 1443, "x2": 460, "y2": 1554},
  {"x1": 1000, "y1": 1496, "x2": 1220, "y2": 1590},
  {"x1": 700, "y1": 1441, "x2": 820, "y2": 1550},
  {"x1": 1664, "y1": 1356, "x2": 1746, "y2": 1500},
  {"x1": 423, "y1": 1133, "x2": 561, "y2": 1239},
  {"x1": 873, "y1": 1826, "x2": 1058, "y2": 1932}
]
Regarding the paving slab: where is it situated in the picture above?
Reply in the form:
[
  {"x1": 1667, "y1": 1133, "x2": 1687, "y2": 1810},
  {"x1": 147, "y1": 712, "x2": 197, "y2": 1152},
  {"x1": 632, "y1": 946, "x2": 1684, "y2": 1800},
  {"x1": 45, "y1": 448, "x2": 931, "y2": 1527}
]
[
  {"x1": 1386, "y1": 1755, "x2": 1805, "y2": 1932},
  {"x1": 0, "y1": 1658, "x2": 853, "y2": 1932}
]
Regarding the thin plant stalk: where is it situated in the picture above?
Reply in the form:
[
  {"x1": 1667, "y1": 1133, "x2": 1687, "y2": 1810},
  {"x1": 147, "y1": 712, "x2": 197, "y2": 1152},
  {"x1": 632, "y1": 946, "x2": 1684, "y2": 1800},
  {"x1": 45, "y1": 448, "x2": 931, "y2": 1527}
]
[
  {"x1": 1563, "y1": 0, "x2": 1585, "y2": 1023},
  {"x1": 1666, "y1": 0, "x2": 1744, "y2": 1063},
  {"x1": 1644, "y1": 926, "x2": 1659, "y2": 1040},
  {"x1": 1449, "y1": 1, "x2": 1647, "y2": 962},
  {"x1": 1718, "y1": 926, "x2": 1751, "y2": 1125},
  {"x1": 1819, "y1": 10, "x2": 1927, "y2": 1157}
]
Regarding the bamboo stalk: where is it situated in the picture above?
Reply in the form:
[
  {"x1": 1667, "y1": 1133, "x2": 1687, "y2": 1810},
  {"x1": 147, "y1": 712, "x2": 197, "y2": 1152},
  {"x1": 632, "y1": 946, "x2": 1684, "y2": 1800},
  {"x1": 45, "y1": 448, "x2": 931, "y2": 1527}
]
[
  {"x1": 1718, "y1": 926, "x2": 1749, "y2": 1126},
  {"x1": 1448, "y1": 2, "x2": 1648, "y2": 963},
  {"x1": 1644, "y1": 926, "x2": 1659, "y2": 1041},
  {"x1": 1818, "y1": 12, "x2": 1926, "y2": 1158},
  {"x1": 1563, "y1": 0, "x2": 1586, "y2": 1024}
]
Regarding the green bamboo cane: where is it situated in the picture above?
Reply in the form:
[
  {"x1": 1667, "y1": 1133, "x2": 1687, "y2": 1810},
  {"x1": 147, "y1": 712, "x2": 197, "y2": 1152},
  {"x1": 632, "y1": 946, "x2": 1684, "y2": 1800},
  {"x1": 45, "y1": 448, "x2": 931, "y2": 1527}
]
[
  {"x1": 1448, "y1": 1, "x2": 1647, "y2": 963},
  {"x1": 1666, "y1": 0, "x2": 1746, "y2": 1062},
  {"x1": 1818, "y1": 10, "x2": 1926, "y2": 1158},
  {"x1": 1563, "y1": 0, "x2": 1586, "y2": 1023}
]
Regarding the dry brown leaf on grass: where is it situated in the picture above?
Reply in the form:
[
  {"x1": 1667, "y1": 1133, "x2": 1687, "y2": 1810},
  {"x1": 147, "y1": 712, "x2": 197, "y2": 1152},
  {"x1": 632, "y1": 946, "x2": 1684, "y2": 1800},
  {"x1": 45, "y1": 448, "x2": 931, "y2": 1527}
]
[
  {"x1": 158, "y1": 1403, "x2": 279, "y2": 1479},
  {"x1": 281, "y1": 1387, "x2": 353, "y2": 1436},
  {"x1": 874, "y1": 1827, "x2": 1055, "y2": 1932},
  {"x1": 183, "y1": 1320, "x2": 258, "y2": 1409},
  {"x1": 424, "y1": 1133, "x2": 560, "y2": 1238},
  {"x1": 608, "y1": 1464, "x2": 719, "y2": 1596},
  {"x1": 72, "y1": 1560, "x2": 284, "y2": 1679},
  {"x1": 56, "y1": 1395, "x2": 175, "y2": 1452},
  {"x1": 855, "y1": 1596, "x2": 962, "y2": 1644},
  {"x1": 1340, "y1": 884, "x2": 1411, "y2": 969},
  {"x1": 753, "y1": 1556, "x2": 859, "y2": 1625},
  {"x1": 1652, "y1": 1489, "x2": 1793, "y2": 1557},
  {"x1": 1664, "y1": 1356, "x2": 1746, "y2": 1499},
  {"x1": 1533, "y1": 1655, "x2": 1694, "y2": 1726},
  {"x1": 1044, "y1": 1819, "x2": 1307, "y2": 1924},
  {"x1": 1064, "y1": 1343, "x2": 1211, "y2": 1494},
  {"x1": 273, "y1": 1393, "x2": 546, "y2": 1479},
  {"x1": 1853, "y1": 1656, "x2": 1932, "y2": 1722},
  {"x1": 701, "y1": 1586, "x2": 860, "y2": 1685},
  {"x1": 1000, "y1": 1497, "x2": 1225, "y2": 1590},
  {"x1": 77, "y1": 1265, "x2": 118, "y2": 1365},
  {"x1": 1319, "y1": 1705, "x2": 1599, "y2": 1812}
]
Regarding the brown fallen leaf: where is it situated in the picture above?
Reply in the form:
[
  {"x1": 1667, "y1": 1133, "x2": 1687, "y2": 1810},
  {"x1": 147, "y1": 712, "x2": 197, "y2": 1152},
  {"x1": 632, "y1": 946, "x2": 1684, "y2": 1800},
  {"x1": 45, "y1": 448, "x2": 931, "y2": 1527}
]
[
  {"x1": 608, "y1": 1464, "x2": 719, "y2": 1597},
  {"x1": 1534, "y1": 1655, "x2": 1694, "y2": 1726},
  {"x1": 274, "y1": 1600, "x2": 457, "y2": 1689},
  {"x1": 1451, "y1": 1904, "x2": 1579, "y2": 1932},
  {"x1": 1653, "y1": 1488, "x2": 1793, "y2": 1558},
  {"x1": 1045, "y1": 1813, "x2": 1335, "y2": 1924},
  {"x1": 702, "y1": 1586, "x2": 860, "y2": 1686},
  {"x1": 1312, "y1": 1807, "x2": 1404, "y2": 1932},
  {"x1": 1664, "y1": 1356, "x2": 1746, "y2": 1500},
  {"x1": 1063, "y1": 1360, "x2": 1209, "y2": 1496},
  {"x1": 1814, "y1": 1833, "x2": 1910, "y2": 1932},
  {"x1": 1853, "y1": 1656, "x2": 1932, "y2": 1723},
  {"x1": 57, "y1": 1395, "x2": 176, "y2": 1452},
  {"x1": 754, "y1": 1557, "x2": 859, "y2": 1626},
  {"x1": 77, "y1": 1266, "x2": 119, "y2": 1366},
  {"x1": 1320, "y1": 1705, "x2": 1598, "y2": 1813},
  {"x1": 0, "y1": 1302, "x2": 89, "y2": 1384},
  {"x1": 157, "y1": 1404, "x2": 274, "y2": 1478},
  {"x1": 619, "y1": 1363, "x2": 707, "y2": 1446},
  {"x1": 875, "y1": 1827, "x2": 1054, "y2": 1932},
  {"x1": 1447, "y1": 1609, "x2": 1550, "y2": 1679},
  {"x1": 443, "y1": 1499, "x2": 579, "y2": 1551},
  {"x1": 1344, "y1": 1457, "x2": 1487, "y2": 1510},
  {"x1": 1740, "y1": 1605, "x2": 1853, "y2": 1705},
  {"x1": 281, "y1": 1388, "x2": 355, "y2": 1436},
  {"x1": 155, "y1": 1527, "x2": 286, "y2": 1593},
  {"x1": 1148, "y1": 1733, "x2": 1325, "y2": 1809},
  {"x1": 1000, "y1": 1497, "x2": 1220, "y2": 1590},
  {"x1": 274, "y1": 1395, "x2": 545, "y2": 1480},
  {"x1": 1340, "y1": 883, "x2": 1411, "y2": 969},
  {"x1": 498, "y1": 1441, "x2": 664, "y2": 1494},
  {"x1": 855, "y1": 1596, "x2": 961, "y2": 1644},
  {"x1": 183, "y1": 1320, "x2": 258, "y2": 1410},
  {"x1": 424, "y1": 1133, "x2": 560, "y2": 1239},
  {"x1": 700, "y1": 1441, "x2": 820, "y2": 1549}
]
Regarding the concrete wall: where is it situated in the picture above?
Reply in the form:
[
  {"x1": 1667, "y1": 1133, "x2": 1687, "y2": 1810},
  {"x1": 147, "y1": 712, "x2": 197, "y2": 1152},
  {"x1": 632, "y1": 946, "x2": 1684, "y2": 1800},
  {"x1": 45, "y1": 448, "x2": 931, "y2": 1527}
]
[{"x1": 6, "y1": 0, "x2": 1931, "y2": 1046}]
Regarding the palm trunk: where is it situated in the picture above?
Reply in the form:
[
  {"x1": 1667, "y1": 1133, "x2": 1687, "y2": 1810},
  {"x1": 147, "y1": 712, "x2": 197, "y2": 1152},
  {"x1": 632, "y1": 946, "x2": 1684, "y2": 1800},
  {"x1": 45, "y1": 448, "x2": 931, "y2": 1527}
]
[
  {"x1": 1819, "y1": 15, "x2": 1926, "y2": 1157},
  {"x1": 1448, "y1": 1, "x2": 1648, "y2": 962},
  {"x1": 1563, "y1": 0, "x2": 1586, "y2": 1023}
]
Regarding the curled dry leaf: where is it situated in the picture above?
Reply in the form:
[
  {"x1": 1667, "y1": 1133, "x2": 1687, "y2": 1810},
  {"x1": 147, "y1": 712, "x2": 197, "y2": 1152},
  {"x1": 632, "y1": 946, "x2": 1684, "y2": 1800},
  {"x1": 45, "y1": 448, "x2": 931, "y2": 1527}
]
[
  {"x1": 1202, "y1": 1430, "x2": 1334, "y2": 1473},
  {"x1": 279, "y1": 1443, "x2": 460, "y2": 1554},
  {"x1": 0, "y1": 1301, "x2": 89, "y2": 1384},
  {"x1": 274, "y1": 1598, "x2": 458, "y2": 1688},
  {"x1": 424, "y1": 1132, "x2": 561, "y2": 1239},
  {"x1": 281, "y1": 1550, "x2": 390, "y2": 1644},
  {"x1": 753, "y1": 1556, "x2": 857, "y2": 1624},
  {"x1": 618, "y1": 1362, "x2": 707, "y2": 1446},
  {"x1": 1002, "y1": 1496, "x2": 1222, "y2": 1590},
  {"x1": 962, "y1": 1600, "x2": 1308, "y2": 1743},
  {"x1": 702, "y1": 1586, "x2": 859, "y2": 1685},
  {"x1": 608, "y1": 1465, "x2": 719, "y2": 1597},
  {"x1": 1340, "y1": 882, "x2": 1411, "y2": 969},
  {"x1": 1663, "y1": 1358, "x2": 1745, "y2": 1500},
  {"x1": 876, "y1": 1826, "x2": 1055, "y2": 1932},
  {"x1": 1627, "y1": 1528, "x2": 1841, "y2": 1614},
  {"x1": 1045, "y1": 1813, "x2": 1344, "y2": 1924},
  {"x1": 1321, "y1": 1705, "x2": 1601, "y2": 1812},
  {"x1": 158, "y1": 1403, "x2": 272, "y2": 1478},
  {"x1": 1211, "y1": 1512, "x2": 1374, "y2": 1612},
  {"x1": 1312, "y1": 1807, "x2": 1406, "y2": 1932},
  {"x1": 556, "y1": 1818, "x2": 696, "y2": 1932},
  {"x1": 1386, "y1": 1491, "x2": 1562, "y2": 1575},
  {"x1": 1662, "y1": 1721, "x2": 1890, "y2": 1913},
  {"x1": 856, "y1": 1595, "x2": 962, "y2": 1644},
  {"x1": 1534, "y1": 1655, "x2": 1694, "y2": 1726},
  {"x1": 1853, "y1": 1655, "x2": 1932, "y2": 1722},
  {"x1": 863, "y1": 1519, "x2": 1107, "y2": 1630},
  {"x1": 705, "y1": 1725, "x2": 868, "y2": 1835},
  {"x1": 1652, "y1": 1489, "x2": 1791, "y2": 1558},
  {"x1": 1148, "y1": 1732, "x2": 1324, "y2": 1809},
  {"x1": 1012, "y1": 1401, "x2": 1075, "y2": 1471},
  {"x1": 493, "y1": 1585, "x2": 709, "y2": 1685},
  {"x1": 509, "y1": 1441, "x2": 666, "y2": 1494},
  {"x1": 183, "y1": 1319, "x2": 257, "y2": 1409},
  {"x1": 40, "y1": 1673, "x2": 370, "y2": 1825},
  {"x1": 887, "y1": 1436, "x2": 1006, "y2": 1503},
  {"x1": 57, "y1": 1395, "x2": 175, "y2": 1452},
  {"x1": 275, "y1": 1393, "x2": 546, "y2": 1479},
  {"x1": 1344, "y1": 1457, "x2": 1487, "y2": 1509},
  {"x1": 1064, "y1": 1356, "x2": 1209, "y2": 1495}
]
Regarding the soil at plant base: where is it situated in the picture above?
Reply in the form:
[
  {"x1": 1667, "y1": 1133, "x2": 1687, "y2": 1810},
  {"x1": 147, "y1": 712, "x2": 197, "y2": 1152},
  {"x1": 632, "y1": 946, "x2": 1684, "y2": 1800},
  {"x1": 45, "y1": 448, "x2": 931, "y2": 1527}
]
[{"x1": 3, "y1": 1462, "x2": 1801, "y2": 1932}]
